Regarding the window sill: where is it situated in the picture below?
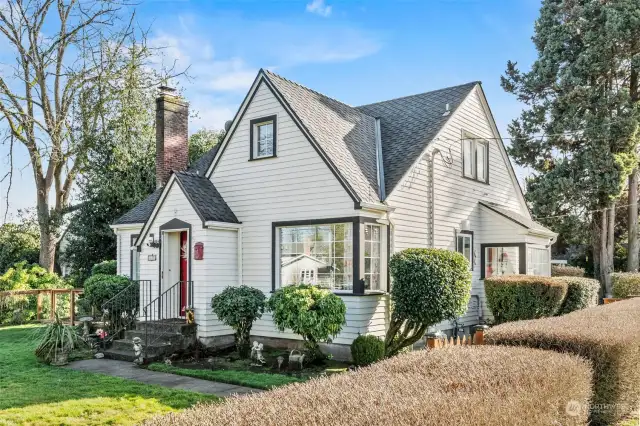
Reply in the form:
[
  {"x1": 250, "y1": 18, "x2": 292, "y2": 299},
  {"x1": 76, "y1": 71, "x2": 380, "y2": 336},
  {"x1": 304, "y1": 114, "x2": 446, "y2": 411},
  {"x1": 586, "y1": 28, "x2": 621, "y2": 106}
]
[
  {"x1": 249, "y1": 154, "x2": 277, "y2": 162},
  {"x1": 461, "y1": 175, "x2": 489, "y2": 185}
]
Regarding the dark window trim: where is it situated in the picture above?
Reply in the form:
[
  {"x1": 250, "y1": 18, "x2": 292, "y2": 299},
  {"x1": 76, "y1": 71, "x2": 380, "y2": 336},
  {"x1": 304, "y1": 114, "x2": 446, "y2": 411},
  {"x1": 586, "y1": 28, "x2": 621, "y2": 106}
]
[
  {"x1": 130, "y1": 234, "x2": 139, "y2": 279},
  {"x1": 158, "y1": 219, "x2": 192, "y2": 311},
  {"x1": 461, "y1": 130, "x2": 490, "y2": 185},
  {"x1": 456, "y1": 230, "x2": 474, "y2": 271},
  {"x1": 480, "y1": 242, "x2": 526, "y2": 279},
  {"x1": 249, "y1": 114, "x2": 277, "y2": 161},
  {"x1": 271, "y1": 216, "x2": 383, "y2": 295}
]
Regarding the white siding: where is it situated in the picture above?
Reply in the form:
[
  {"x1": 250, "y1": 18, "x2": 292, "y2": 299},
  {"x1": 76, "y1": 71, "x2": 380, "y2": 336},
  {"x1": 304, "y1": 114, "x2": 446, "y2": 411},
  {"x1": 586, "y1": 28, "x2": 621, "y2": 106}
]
[
  {"x1": 211, "y1": 81, "x2": 380, "y2": 344},
  {"x1": 387, "y1": 86, "x2": 532, "y2": 328},
  {"x1": 115, "y1": 227, "x2": 142, "y2": 278}
]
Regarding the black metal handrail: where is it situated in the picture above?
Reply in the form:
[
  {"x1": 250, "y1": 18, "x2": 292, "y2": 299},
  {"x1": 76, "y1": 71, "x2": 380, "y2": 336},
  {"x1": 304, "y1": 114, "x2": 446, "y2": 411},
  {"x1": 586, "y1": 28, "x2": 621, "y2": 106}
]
[
  {"x1": 141, "y1": 280, "x2": 193, "y2": 353},
  {"x1": 100, "y1": 280, "x2": 150, "y2": 347}
]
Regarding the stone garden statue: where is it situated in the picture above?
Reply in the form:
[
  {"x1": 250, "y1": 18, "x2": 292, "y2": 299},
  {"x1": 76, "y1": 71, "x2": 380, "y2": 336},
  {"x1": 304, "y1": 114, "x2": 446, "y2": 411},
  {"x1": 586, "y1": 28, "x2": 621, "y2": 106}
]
[
  {"x1": 250, "y1": 341, "x2": 266, "y2": 366},
  {"x1": 288, "y1": 349, "x2": 305, "y2": 370},
  {"x1": 132, "y1": 337, "x2": 144, "y2": 365}
]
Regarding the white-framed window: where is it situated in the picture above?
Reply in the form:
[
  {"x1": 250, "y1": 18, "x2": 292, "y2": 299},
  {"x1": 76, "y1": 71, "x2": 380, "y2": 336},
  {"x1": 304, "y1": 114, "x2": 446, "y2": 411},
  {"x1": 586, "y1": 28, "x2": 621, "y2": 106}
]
[
  {"x1": 527, "y1": 247, "x2": 550, "y2": 276},
  {"x1": 456, "y1": 231, "x2": 473, "y2": 270},
  {"x1": 278, "y1": 223, "x2": 353, "y2": 291},
  {"x1": 462, "y1": 133, "x2": 488, "y2": 183},
  {"x1": 364, "y1": 224, "x2": 382, "y2": 291},
  {"x1": 484, "y1": 245, "x2": 520, "y2": 278},
  {"x1": 250, "y1": 115, "x2": 277, "y2": 160}
]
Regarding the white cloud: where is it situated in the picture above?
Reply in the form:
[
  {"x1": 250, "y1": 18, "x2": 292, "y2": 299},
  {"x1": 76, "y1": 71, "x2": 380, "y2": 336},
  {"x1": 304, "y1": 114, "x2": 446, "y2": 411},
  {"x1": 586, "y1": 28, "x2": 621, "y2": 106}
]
[{"x1": 306, "y1": 0, "x2": 332, "y2": 17}]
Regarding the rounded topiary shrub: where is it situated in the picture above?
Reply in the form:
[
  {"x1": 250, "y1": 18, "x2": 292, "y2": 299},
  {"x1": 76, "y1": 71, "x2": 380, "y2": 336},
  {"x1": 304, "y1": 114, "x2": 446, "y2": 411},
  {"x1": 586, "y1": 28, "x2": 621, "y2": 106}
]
[
  {"x1": 484, "y1": 275, "x2": 567, "y2": 324},
  {"x1": 612, "y1": 272, "x2": 640, "y2": 298},
  {"x1": 91, "y1": 260, "x2": 117, "y2": 276},
  {"x1": 385, "y1": 248, "x2": 471, "y2": 357},
  {"x1": 211, "y1": 285, "x2": 266, "y2": 359},
  {"x1": 351, "y1": 334, "x2": 385, "y2": 366},
  {"x1": 267, "y1": 284, "x2": 346, "y2": 362},
  {"x1": 555, "y1": 276, "x2": 600, "y2": 315},
  {"x1": 551, "y1": 264, "x2": 585, "y2": 277},
  {"x1": 83, "y1": 274, "x2": 131, "y2": 311}
]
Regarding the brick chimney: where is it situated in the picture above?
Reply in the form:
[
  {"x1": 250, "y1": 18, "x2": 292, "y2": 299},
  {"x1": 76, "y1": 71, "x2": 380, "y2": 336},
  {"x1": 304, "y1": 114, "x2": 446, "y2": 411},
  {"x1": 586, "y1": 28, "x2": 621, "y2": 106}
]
[{"x1": 156, "y1": 86, "x2": 188, "y2": 188}]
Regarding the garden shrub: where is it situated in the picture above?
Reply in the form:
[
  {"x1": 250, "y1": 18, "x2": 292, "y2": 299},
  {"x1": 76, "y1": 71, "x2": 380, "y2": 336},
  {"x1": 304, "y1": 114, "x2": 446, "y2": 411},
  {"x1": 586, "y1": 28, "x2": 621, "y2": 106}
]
[
  {"x1": 486, "y1": 298, "x2": 640, "y2": 425},
  {"x1": 551, "y1": 264, "x2": 585, "y2": 277},
  {"x1": 146, "y1": 345, "x2": 592, "y2": 426},
  {"x1": 0, "y1": 262, "x2": 70, "y2": 324},
  {"x1": 211, "y1": 285, "x2": 266, "y2": 359},
  {"x1": 83, "y1": 274, "x2": 131, "y2": 311},
  {"x1": 555, "y1": 276, "x2": 599, "y2": 314},
  {"x1": 611, "y1": 272, "x2": 640, "y2": 298},
  {"x1": 385, "y1": 248, "x2": 471, "y2": 356},
  {"x1": 90, "y1": 260, "x2": 117, "y2": 276},
  {"x1": 266, "y1": 284, "x2": 346, "y2": 362},
  {"x1": 484, "y1": 275, "x2": 567, "y2": 324},
  {"x1": 351, "y1": 334, "x2": 385, "y2": 366}
]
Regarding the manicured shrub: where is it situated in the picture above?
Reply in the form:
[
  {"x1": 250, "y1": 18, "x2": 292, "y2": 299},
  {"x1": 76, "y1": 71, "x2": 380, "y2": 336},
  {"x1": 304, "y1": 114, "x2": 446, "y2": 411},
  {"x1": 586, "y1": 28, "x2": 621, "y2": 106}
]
[
  {"x1": 611, "y1": 272, "x2": 640, "y2": 298},
  {"x1": 486, "y1": 298, "x2": 640, "y2": 425},
  {"x1": 551, "y1": 264, "x2": 585, "y2": 277},
  {"x1": 146, "y1": 345, "x2": 592, "y2": 426},
  {"x1": 555, "y1": 276, "x2": 599, "y2": 314},
  {"x1": 484, "y1": 275, "x2": 567, "y2": 324},
  {"x1": 266, "y1": 285, "x2": 346, "y2": 361},
  {"x1": 211, "y1": 285, "x2": 266, "y2": 359},
  {"x1": 385, "y1": 248, "x2": 471, "y2": 356},
  {"x1": 351, "y1": 334, "x2": 385, "y2": 366},
  {"x1": 90, "y1": 260, "x2": 117, "y2": 276},
  {"x1": 83, "y1": 274, "x2": 131, "y2": 311}
]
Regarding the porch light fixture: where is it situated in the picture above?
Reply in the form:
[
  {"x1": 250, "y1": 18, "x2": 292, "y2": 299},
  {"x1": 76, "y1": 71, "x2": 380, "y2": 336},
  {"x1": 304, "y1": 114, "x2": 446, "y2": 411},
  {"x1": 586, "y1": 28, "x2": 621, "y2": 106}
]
[{"x1": 147, "y1": 233, "x2": 160, "y2": 248}]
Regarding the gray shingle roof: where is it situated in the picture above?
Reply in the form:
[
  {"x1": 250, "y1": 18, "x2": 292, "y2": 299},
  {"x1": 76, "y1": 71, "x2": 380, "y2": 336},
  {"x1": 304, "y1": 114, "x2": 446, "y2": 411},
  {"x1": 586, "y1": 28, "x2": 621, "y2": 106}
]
[
  {"x1": 113, "y1": 188, "x2": 163, "y2": 225},
  {"x1": 356, "y1": 82, "x2": 478, "y2": 196},
  {"x1": 479, "y1": 202, "x2": 556, "y2": 236},
  {"x1": 264, "y1": 70, "x2": 381, "y2": 204},
  {"x1": 174, "y1": 171, "x2": 239, "y2": 223}
]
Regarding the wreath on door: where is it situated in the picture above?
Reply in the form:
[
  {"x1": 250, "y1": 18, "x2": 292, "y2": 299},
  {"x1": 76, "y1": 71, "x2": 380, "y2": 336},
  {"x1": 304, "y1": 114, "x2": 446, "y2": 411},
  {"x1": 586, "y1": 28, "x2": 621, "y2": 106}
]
[{"x1": 180, "y1": 241, "x2": 188, "y2": 260}]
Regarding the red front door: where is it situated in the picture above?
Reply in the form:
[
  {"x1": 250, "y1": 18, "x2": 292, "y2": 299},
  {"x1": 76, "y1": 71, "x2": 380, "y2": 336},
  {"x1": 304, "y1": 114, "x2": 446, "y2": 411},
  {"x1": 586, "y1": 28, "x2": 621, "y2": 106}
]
[{"x1": 179, "y1": 231, "x2": 188, "y2": 314}]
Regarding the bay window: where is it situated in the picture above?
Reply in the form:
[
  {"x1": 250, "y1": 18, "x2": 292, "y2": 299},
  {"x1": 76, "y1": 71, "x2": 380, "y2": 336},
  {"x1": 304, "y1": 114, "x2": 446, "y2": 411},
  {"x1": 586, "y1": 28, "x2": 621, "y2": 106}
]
[
  {"x1": 527, "y1": 247, "x2": 550, "y2": 276},
  {"x1": 481, "y1": 243, "x2": 525, "y2": 279},
  {"x1": 364, "y1": 224, "x2": 382, "y2": 291}
]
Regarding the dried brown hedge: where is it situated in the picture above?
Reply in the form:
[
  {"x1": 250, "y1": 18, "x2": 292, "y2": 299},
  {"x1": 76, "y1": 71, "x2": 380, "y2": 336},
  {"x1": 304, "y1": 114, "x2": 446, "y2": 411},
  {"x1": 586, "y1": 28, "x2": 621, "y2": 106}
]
[
  {"x1": 145, "y1": 346, "x2": 591, "y2": 426},
  {"x1": 486, "y1": 298, "x2": 640, "y2": 425},
  {"x1": 551, "y1": 264, "x2": 585, "y2": 277}
]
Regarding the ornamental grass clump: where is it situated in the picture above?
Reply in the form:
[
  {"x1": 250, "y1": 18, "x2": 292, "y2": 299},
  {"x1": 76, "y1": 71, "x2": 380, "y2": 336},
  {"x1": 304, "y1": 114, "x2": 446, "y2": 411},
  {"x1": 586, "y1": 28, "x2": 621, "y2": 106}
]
[
  {"x1": 484, "y1": 275, "x2": 567, "y2": 324},
  {"x1": 486, "y1": 298, "x2": 640, "y2": 425},
  {"x1": 611, "y1": 272, "x2": 640, "y2": 298},
  {"x1": 146, "y1": 345, "x2": 592, "y2": 426}
]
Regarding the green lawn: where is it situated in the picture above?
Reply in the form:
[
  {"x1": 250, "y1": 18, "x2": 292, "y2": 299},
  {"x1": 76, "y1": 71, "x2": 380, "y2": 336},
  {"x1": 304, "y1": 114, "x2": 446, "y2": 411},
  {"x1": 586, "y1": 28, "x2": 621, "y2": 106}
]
[
  {"x1": 0, "y1": 325, "x2": 218, "y2": 425},
  {"x1": 147, "y1": 363, "x2": 306, "y2": 390}
]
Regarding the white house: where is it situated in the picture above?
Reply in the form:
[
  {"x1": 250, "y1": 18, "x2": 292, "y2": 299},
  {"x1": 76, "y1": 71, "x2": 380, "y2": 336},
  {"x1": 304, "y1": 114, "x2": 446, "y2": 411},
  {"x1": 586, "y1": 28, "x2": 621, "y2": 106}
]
[{"x1": 111, "y1": 69, "x2": 556, "y2": 356}]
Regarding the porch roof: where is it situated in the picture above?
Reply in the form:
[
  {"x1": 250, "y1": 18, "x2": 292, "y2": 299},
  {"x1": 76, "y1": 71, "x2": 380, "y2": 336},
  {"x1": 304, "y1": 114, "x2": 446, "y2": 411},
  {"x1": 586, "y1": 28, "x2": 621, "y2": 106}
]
[{"x1": 479, "y1": 201, "x2": 557, "y2": 238}]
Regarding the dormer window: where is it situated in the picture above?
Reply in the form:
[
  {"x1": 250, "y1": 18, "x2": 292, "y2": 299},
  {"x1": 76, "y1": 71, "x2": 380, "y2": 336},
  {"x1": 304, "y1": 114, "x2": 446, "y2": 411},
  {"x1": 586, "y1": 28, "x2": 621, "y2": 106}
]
[
  {"x1": 250, "y1": 115, "x2": 277, "y2": 160},
  {"x1": 462, "y1": 132, "x2": 488, "y2": 183}
]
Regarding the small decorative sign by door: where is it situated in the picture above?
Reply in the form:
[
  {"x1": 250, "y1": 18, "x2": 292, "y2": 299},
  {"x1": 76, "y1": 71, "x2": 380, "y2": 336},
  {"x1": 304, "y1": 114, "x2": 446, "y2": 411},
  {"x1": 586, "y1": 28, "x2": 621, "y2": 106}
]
[{"x1": 194, "y1": 242, "x2": 204, "y2": 260}]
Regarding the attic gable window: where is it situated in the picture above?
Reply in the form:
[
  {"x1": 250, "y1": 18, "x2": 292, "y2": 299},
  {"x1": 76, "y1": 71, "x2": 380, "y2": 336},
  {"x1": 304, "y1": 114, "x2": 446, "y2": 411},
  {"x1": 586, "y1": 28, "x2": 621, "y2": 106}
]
[
  {"x1": 250, "y1": 115, "x2": 277, "y2": 160},
  {"x1": 462, "y1": 133, "x2": 488, "y2": 183}
]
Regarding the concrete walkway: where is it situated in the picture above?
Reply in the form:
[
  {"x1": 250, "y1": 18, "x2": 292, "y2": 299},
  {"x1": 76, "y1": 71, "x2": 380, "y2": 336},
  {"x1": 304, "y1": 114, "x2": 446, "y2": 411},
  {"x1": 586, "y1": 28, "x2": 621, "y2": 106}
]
[{"x1": 67, "y1": 359, "x2": 263, "y2": 398}]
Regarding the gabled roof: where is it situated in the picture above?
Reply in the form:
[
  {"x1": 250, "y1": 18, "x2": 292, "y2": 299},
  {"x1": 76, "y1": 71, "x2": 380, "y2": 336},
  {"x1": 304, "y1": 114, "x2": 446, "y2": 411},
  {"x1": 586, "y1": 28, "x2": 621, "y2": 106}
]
[
  {"x1": 263, "y1": 70, "x2": 380, "y2": 204},
  {"x1": 479, "y1": 201, "x2": 556, "y2": 237},
  {"x1": 174, "y1": 171, "x2": 239, "y2": 224},
  {"x1": 356, "y1": 82, "x2": 478, "y2": 196}
]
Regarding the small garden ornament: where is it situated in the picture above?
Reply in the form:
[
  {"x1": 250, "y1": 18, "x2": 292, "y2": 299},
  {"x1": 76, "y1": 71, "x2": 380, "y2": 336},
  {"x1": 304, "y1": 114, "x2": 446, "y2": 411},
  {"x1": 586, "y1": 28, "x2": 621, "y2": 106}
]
[
  {"x1": 288, "y1": 349, "x2": 305, "y2": 370},
  {"x1": 277, "y1": 355, "x2": 284, "y2": 371},
  {"x1": 250, "y1": 341, "x2": 266, "y2": 366},
  {"x1": 132, "y1": 337, "x2": 144, "y2": 365}
]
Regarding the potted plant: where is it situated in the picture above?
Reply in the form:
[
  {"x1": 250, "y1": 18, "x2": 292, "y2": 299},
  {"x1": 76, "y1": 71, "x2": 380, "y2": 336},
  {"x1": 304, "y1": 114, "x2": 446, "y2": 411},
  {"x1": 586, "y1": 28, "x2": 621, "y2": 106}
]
[{"x1": 34, "y1": 314, "x2": 81, "y2": 365}]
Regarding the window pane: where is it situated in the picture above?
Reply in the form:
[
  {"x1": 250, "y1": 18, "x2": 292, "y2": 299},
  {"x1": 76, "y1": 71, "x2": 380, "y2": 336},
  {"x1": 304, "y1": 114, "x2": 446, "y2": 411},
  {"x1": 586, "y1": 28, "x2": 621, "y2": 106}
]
[
  {"x1": 485, "y1": 246, "x2": 519, "y2": 278},
  {"x1": 527, "y1": 247, "x2": 550, "y2": 276},
  {"x1": 257, "y1": 122, "x2": 273, "y2": 157},
  {"x1": 463, "y1": 139, "x2": 474, "y2": 177},
  {"x1": 364, "y1": 224, "x2": 382, "y2": 291},
  {"x1": 457, "y1": 233, "x2": 472, "y2": 269},
  {"x1": 477, "y1": 143, "x2": 487, "y2": 182},
  {"x1": 279, "y1": 223, "x2": 353, "y2": 290}
]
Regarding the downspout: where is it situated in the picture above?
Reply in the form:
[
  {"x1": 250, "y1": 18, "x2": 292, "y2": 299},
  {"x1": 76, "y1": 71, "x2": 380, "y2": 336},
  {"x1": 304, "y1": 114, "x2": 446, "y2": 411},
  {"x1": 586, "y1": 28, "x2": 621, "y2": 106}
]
[{"x1": 430, "y1": 148, "x2": 441, "y2": 248}]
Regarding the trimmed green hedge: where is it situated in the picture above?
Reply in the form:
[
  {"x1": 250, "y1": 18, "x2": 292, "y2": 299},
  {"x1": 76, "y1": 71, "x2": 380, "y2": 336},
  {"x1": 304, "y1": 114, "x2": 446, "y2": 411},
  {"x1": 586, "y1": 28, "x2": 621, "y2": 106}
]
[
  {"x1": 485, "y1": 275, "x2": 567, "y2": 324},
  {"x1": 83, "y1": 274, "x2": 131, "y2": 310},
  {"x1": 90, "y1": 260, "x2": 117, "y2": 276},
  {"x1": 350, "y1": 334, "x2": 385, "y2": 366},
  {"x1": 611, "y1": 272, "x2": 640, "y2": 298},
  {"x1": 555, "y1": 277, "x2": 600, "y2": 315},
  {"x1": 551, "y1": 264, "x2": 585, "y2": 277}
]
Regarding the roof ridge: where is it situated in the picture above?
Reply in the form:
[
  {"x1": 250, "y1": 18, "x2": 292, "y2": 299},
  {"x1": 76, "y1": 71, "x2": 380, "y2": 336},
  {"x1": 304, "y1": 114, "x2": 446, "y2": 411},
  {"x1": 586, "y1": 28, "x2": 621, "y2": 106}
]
[
  {"x1": 262, "y1": 69, "x2": 375, "y2": 120},
  {"x1": 355, "y1": 81, "x2": 480, "y2": 109}
]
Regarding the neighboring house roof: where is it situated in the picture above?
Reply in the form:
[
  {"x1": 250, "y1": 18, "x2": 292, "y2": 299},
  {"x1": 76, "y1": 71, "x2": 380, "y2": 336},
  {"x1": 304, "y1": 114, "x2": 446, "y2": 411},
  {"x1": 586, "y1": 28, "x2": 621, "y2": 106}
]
[
  {"x1": 281, "y1": 254, "x2": 328, "y2": 268},
  {"x1": 356, "y1": 82, "x2": 478, "y2": 196},
  {"x1": 479, "y1": 201, "x2": 556, "y2": 237},
  {"x1": 174, "y1": 171, "x2": 239, "y2": 224},
  {"x1": 263, "y1": 70, "x2": 380, "y2": 204}
]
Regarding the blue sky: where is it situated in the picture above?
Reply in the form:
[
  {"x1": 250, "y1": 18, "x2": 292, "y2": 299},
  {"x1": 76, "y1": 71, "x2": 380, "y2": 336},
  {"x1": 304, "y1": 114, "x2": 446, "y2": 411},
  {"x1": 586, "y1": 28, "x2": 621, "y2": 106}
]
[{"x1": 0, "y1": 0, "x2": 542, "y2": 221}]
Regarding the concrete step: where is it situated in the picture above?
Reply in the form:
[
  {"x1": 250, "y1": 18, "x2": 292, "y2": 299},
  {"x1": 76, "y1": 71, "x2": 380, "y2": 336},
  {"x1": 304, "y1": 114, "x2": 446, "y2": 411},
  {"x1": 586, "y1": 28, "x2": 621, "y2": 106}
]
[
  {"x1": 135, "y1": 320, "x2": 196, "y2": 335},
  {"x1": 102, "y1": 348, "x2": 137, "y2": 362},
  {"x1": 111, "y1": 338, "x2": 173, "y2": 355},
  {"x1": 124, "y1": 329, "x2": 184, "y2": 345}
]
